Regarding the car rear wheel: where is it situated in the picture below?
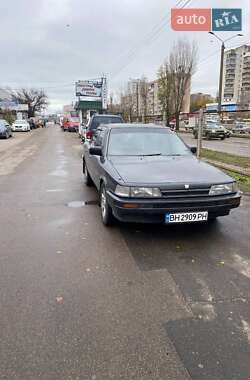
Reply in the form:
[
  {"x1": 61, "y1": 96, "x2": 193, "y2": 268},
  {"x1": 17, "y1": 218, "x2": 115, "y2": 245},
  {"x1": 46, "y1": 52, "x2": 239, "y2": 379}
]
[
  {"x1": 100, "y1": 184, "x2": 114, "y2": 226},
  {"x1": 220, "y1": 136, "x2": 225, "y2": 140}
]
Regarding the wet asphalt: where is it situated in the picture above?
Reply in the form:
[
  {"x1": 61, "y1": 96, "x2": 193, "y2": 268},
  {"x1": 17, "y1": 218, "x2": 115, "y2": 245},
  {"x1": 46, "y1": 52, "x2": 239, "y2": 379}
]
[{"x1": 0, "y1": 125, "x2": 250, "y2": 380}]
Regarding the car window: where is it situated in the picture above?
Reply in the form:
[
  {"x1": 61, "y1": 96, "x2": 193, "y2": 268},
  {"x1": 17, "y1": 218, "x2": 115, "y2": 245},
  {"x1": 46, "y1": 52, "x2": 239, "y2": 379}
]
[
  {"x1": 108, "y1": 129, "x2": 192, "y2": 157},
  {"x1": 90, "y1": 116, "x2": 123, "y2": 131}
]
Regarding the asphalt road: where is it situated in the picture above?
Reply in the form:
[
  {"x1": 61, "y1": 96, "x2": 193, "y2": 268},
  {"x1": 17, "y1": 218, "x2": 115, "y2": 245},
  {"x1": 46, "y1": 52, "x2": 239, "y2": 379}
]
[
  {"x1": 179, "y1": 132, "x2": 250, "y2": 157},
  {"x1": 0, "y1": 125, "x2": 250, "y2": 380}
]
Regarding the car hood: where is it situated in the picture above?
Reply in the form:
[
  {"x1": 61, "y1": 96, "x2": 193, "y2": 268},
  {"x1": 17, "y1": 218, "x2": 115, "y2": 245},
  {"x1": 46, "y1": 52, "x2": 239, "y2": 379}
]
[{"x1": 109, "y1": 156, "x2": 233, "y2": 185}]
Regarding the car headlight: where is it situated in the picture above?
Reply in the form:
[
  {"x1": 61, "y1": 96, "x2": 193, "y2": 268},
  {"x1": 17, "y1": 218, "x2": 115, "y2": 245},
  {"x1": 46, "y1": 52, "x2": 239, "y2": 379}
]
[
  {"x1": 115, "y1": 185, "x2": 161, "y2": 198},
  {"x1": 211, "y1": 129, "x2": 216, "y2": 133},
  {"x1": 209, "y1": 182, "x2": 238, "y2": 195}
]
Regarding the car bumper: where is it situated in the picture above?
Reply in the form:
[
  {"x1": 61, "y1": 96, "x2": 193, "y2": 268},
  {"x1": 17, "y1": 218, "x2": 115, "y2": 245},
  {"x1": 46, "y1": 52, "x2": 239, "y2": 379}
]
[{"x1": 107, "y1": 191, "x2": 241, "y2": 223}]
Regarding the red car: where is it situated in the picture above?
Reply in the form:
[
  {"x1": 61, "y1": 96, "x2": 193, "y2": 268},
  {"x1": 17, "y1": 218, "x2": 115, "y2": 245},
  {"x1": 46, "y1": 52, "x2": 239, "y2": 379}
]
[{"x1": 62, "y1": 117, "x2": 80, "y2": 132}]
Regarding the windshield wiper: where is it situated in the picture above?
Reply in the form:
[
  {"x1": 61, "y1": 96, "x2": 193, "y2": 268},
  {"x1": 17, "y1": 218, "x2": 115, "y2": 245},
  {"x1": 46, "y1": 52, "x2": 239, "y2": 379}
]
[{"x1": 138, "y1": 153, "x2": 162, "y2": 156}]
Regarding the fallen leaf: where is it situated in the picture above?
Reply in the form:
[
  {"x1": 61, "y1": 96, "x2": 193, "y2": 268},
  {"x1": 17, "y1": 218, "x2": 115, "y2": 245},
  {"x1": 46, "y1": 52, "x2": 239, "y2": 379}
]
[
  {"x1": 219, "y1": 261, "x2": 225, "y2": 265},
  {"x1": 86, "y1": 268, "x2": 91, "y2": 272},
  {"x1": 57, "y1": 250, "x2": 63, "y2": 254}
]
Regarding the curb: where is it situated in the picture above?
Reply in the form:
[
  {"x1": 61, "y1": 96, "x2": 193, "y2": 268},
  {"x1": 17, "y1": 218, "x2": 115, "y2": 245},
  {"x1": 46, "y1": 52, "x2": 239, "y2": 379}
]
[{"x1": 203, "y1": 158, "x2": 250, "y2": 177}]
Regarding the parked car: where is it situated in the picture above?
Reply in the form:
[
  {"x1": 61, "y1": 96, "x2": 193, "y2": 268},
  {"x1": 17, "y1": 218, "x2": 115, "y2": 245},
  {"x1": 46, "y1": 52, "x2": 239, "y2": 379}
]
[
  {"x1": 67, "y1": 117, "x2": 80, "y2": 132},
  {"x1": 28, "y1": 118, "x2": 36, "y2": 130},
  {"x1": 231, "y1": 124, "x2": 250, "y2": 134},
  {"x1": 62, "y1": 117, "x2": 70, "y2": 131},
  {"x1": 83, "y1": 124, "x2": 241, "y2": 225},
  {"x1": 221, "y1": 126, "x2": 232, "y2": 138},
  {"x1": 0, "y1": 119, "x2": 13, "y2": 139},
  {"x1": 84, "y1": 114, "x2": 124, "y2": 141},
  {"x1": 12, "y1": 119, "x2": 30, "y2": 132},
  {"x1": 79, "y1": 123, "x2": 87, "y2": 140},
  {"x1": 193, "y1": 122, "x2": 226, "y2": 140}
]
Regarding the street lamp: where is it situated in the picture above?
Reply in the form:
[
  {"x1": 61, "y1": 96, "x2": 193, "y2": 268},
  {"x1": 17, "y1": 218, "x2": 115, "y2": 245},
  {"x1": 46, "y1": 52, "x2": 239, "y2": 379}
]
[{"x1": 208, "y1": 32, "x2": 243, "y2": 113}]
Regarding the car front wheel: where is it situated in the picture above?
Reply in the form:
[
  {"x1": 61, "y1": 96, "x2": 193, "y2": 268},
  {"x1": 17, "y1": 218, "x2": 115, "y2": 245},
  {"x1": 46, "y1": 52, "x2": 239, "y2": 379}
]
[
  {"x1": 100, "y1": 184, "x2": 114, "y2": 226},
  {"x1": 83, "y1": 160, "x2": 93, "y2": 186}
]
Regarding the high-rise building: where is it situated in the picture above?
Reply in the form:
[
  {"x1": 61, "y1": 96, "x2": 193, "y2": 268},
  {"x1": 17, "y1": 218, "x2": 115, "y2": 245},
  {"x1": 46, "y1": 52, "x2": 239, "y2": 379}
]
[{"x1": 222, "y1": 44, "x2": 250, "y2": 105}]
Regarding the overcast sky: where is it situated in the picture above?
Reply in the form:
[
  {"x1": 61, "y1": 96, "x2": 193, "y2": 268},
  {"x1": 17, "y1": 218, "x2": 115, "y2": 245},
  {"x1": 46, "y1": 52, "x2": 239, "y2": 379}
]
[{"x1": 0, "y1": 0, "x2": 249, "y2": 112}]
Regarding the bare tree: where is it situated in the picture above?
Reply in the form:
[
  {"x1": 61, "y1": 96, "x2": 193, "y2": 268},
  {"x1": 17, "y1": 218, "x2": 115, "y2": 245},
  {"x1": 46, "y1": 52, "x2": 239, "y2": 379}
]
[
  {"x1": 11, "y1": 88, "x2": 48, "y2": 118},
  {"x1": 157, "y1": 62, "x2": 175, "y2": 126},
  {"x1": 139, "y1": 76, "x2": 149, "y2": 123},
  {"x1": 169, "y1": 39, "x2": 198, "y2": 130},
  {"x1": 119, "y1": 88, "x2": 134, "y2": 122}
]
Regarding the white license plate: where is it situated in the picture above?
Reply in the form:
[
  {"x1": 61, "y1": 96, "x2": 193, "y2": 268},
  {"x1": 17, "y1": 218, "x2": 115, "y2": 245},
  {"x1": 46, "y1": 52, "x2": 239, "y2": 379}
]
[{"x1": 165, "y1": 211, "x2": 208, "y2": 224}]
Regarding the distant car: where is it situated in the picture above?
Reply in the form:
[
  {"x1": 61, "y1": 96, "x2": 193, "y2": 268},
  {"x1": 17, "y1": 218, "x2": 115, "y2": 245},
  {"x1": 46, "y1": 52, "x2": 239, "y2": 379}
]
[
  {"x1": 12, "y1": 120, "x2": 30, "y2": 132},
  {"x1": 231, "y1": 124, "x2": 250, "y2": 134},
  {"x1": 79, "y1": 123, "x2": 87, "y2": 140},
  {"x1": 0, "y1": 119, "x2": 13, "y2": 139},
  {"x1": 67, "y1": 117, "x2": 80, "y2": 132},
  {"x1": 83, "y1": 124, "x2": 241, "y2": 225},
  {"x1": 193, "y1": 122, "x2": 226, "y2": 140},
  {"x1": 28, "y1": 118, "x2": 36, "y2": 130},
  {"x1": 221, "y1": 126, "x2": 232, "y2": 138},
  {"x1": 84, "y1": 114, "x2": 124, "y2": 140}
]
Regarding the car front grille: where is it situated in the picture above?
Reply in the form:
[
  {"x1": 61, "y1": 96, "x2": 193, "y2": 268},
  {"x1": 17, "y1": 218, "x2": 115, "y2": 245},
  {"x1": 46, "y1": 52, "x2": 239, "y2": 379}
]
[{"x1": 160, "y1": 187, "x2": 210, "y2": 198}]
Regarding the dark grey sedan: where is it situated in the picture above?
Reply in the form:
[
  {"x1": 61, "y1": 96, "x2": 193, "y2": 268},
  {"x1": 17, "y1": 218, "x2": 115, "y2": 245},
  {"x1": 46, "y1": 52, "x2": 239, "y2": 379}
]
[
  {"x1": 83, "y1": 124, "x2": 241, "y2": 225},
  {"x1": 0, "y1": 119, "x2": 13, "y2": 139}
]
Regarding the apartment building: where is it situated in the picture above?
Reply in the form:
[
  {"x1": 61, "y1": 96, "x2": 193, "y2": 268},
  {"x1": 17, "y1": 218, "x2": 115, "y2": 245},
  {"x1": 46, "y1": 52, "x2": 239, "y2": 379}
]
[
  {"x1": 222, "y1": 44, "x2": 250, "y2": 106},
  {"x1": 124, "y1": 77, "x2": 190, "y2": 120}
]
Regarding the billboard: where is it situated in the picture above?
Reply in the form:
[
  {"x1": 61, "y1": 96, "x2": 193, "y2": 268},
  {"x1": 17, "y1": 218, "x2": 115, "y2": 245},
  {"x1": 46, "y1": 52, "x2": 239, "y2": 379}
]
[
  {"x1": 75, "y1": 80, "x2": 103, "y2": 99},
  {"x1": 75, "y1": 78, "x2": 107, "y2": 109}
]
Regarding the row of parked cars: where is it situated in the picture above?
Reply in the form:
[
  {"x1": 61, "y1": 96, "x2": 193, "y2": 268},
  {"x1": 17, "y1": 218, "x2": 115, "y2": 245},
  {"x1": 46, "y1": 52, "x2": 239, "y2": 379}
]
[
  {"x1": 67, "y1": 113, "x2": 241, "y2": 226},
  {"x1": 0, "y1": 117, "x2": 46, "y2": 139},
  {"x1": 0, "y1": 119, "x2": 32, "y2": 139}
]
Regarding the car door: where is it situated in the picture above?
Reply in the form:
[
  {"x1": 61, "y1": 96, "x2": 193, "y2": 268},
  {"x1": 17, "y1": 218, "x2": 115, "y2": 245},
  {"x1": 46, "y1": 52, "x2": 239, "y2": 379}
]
[{"x1": 88, "y1": 127, "x2": 105, "y2": 187}]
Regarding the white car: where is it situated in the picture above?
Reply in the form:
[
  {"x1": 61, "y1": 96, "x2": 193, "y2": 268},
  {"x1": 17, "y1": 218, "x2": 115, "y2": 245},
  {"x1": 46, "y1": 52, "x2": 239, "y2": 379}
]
[{"x1": 12, "y1": 120, "x2": 30, "y2": 132}]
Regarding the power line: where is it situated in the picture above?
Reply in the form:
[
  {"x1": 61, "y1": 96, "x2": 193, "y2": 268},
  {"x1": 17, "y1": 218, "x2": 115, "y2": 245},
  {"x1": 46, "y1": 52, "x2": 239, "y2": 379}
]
[{"x1": 109, "y1": 0, "x2": 193, "y2": 80}]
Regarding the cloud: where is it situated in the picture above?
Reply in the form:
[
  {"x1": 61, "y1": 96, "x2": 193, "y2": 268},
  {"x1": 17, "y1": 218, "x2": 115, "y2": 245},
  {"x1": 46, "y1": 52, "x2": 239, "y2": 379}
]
[{"x1": 0, "y1": 0, "x2": 249, "y2": 111}]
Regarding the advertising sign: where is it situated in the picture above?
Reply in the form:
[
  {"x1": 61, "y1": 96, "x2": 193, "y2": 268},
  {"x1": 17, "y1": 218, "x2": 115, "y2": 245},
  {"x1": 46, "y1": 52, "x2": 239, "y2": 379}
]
[
  {"x1": 75, "y1": 80, "x2": 103, "y2": 99},
  {"x1": 0, "y1": 101, "x2": 28, "y2": 111},
  {"x1": 171, "y1": 8, "x2": 242, "y2": 32}
]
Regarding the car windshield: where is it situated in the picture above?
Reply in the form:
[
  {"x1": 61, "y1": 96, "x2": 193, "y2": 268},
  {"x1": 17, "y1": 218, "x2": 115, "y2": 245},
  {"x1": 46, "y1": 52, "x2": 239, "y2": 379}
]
[
  {"x1": 90, "y1": 116, "x2": 123, "y2": 130},
  {"x1": 70, "y1": 117, "x2": 79, "y2": 122},
  {"x1": 108, "y1": 128, "x2": 192, "y2": 157},
  {"x1": 207, "y1": 124, "x2": 221, "y2": 129}
]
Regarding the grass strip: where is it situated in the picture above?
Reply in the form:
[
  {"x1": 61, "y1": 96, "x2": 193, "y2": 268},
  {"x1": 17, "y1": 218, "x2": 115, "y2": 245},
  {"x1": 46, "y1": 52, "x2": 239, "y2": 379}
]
[{"x1": 201, "y1": 148, "x2": 250, "y2": 169}]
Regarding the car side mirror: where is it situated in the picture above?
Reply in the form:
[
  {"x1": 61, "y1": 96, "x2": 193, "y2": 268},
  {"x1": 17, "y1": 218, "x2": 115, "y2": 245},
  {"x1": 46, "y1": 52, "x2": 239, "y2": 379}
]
[
  {"x1": 190, "y1": 146, "x2": 197, "y2": 154},
  {"x1": 89, "y1": 146, "x2": 102, "y2": 156}
]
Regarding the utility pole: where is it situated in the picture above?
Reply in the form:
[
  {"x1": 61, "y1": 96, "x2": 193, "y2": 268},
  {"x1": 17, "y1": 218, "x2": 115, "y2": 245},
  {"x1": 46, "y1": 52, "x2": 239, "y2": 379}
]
[
  {"x1": 197, "y1": 108, "x2": 203, "y2": 159},
  {"x1": 218, "y1": 42, "x2": 225, "y2": 114}
]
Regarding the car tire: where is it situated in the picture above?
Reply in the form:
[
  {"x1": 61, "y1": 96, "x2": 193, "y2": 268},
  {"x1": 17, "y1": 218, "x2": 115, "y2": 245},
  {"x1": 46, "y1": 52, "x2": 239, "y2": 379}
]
[
  {"x1": 83, "y1": 160, "x2": 93, "y2": 186},
  {"x1": 220, "y1": 136, "x2": 225, "y2": 140},
  {"x1": 5, "y1": 132, "x2": 9, "y2": 139},
  {"x1": 194, "y1": 134, "x2": 197, "y2": 139},
  {"x1": 100, "y1": 183, "x2": 114, "y2": 226}
]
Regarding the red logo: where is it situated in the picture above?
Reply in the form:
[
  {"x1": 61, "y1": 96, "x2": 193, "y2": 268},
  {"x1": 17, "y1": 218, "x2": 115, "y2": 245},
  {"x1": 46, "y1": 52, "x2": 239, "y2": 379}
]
[{"x1": 171, "y1": 8, "x2": 211, "y2": 31}]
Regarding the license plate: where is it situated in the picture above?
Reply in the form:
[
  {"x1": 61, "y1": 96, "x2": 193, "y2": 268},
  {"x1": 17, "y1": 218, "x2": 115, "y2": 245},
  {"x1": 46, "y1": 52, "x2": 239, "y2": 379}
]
[{"x1": 165, "y1": 211, "x2": 208, "y2": 224}]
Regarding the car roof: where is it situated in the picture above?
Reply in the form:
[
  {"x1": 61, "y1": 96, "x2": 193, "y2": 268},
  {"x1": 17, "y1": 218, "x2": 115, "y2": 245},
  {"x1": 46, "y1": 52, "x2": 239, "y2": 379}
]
[
  {"x1": 99, "y1": 123, "x2": 171, "y2": 131},
  {"x1": 92, "y1": 114, "x2": 123, "y2": 118}
]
